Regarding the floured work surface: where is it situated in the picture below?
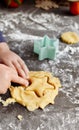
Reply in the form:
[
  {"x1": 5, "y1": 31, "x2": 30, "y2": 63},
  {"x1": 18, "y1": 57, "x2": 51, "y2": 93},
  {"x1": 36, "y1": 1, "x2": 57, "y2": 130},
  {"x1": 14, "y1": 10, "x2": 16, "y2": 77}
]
[
  {"x1": 0, "y1": 2, "x2": 79, "y2": 130},
  {"x1": 9, "y1": 71, "x2": 61, "y2": 111}
]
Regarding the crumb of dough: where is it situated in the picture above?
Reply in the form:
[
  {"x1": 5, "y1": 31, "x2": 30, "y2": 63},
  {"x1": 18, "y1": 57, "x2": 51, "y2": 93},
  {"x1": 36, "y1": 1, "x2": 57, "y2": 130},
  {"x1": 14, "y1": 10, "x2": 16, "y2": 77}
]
[
  {"x1": 17, "y1": 115, "x2": 23, "y2": 121},
  {"x1": 9, "y1": 71, "x2": 61, "y2": 111},
  {"x1": 61, "y1": 32, "x2": 79, "y2": 44},
  {"x1": 35, "y1": 0, "x2": 58, "y2": 10},
  {"x1": 0, "y1": 97, "x2": 16, "y2": 106},
  {"x1": 3, "y1": 98, "x2": 16, "y2": 106}
]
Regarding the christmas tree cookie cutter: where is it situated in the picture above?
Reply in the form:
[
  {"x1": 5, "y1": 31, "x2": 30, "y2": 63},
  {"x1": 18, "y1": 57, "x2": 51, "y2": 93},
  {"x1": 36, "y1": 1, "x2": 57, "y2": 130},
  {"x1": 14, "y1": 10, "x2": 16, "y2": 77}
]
[{"x1": 34, "y1": 35, "x2": 59, "y2": 60}]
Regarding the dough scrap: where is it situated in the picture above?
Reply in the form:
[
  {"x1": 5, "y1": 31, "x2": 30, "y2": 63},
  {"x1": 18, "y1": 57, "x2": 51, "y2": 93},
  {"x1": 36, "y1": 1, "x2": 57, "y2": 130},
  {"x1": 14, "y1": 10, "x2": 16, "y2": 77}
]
[
  {"x1": 61, "y1": 32, "x2": 79, "y2": 44},
  {"x1": 35, "y1": 0, "x2": 58, "y2": 10},
  {"x1": 9, "y1": 71, "x2": 61, "y2": 111},
  {"x1": 17, "y1": 115, "x2": 23, "y2": 121},
  {"x1": 0, "y1": 97, "x2": 16, "y2": 106}
]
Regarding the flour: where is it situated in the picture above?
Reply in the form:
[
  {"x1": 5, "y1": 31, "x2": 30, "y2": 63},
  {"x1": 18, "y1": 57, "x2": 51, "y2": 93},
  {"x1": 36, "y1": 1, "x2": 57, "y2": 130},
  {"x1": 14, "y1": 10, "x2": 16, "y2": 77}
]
[{"x1": 8, "y1": 30, "x2": 42, "y2": 41}]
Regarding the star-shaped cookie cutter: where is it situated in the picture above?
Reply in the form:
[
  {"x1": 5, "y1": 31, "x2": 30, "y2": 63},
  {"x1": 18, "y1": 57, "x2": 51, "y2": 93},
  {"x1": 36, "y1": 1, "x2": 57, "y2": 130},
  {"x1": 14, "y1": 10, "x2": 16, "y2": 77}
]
[{"x1": 34, "y1": 35, "x2": 59, "y2": 60}]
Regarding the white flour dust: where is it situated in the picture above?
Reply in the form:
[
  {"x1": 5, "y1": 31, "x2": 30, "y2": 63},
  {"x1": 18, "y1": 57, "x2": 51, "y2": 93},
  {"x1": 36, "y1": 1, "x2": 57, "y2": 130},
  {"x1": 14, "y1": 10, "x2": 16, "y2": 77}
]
[{"x1": 8, "y1": 30, "x2": 42, "y2": 41}]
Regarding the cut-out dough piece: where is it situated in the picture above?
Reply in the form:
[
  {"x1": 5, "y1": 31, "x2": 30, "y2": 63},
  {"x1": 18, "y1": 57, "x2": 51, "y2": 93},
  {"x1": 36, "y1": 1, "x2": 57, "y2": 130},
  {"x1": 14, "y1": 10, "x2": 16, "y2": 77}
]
[
  {"x1": 61, "y1": 32, "x2": 79, "y2": 44},
  {"x1": 9, "y1": 71, "x2": 61, "y2": 111}
]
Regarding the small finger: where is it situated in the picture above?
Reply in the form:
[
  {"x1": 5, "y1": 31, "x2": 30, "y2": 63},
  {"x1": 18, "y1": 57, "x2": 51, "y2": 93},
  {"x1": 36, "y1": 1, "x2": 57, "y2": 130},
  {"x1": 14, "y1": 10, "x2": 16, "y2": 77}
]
[
  {"x1": 4, "y1": 61, "x2": 16, "y2": 71},
  {"x1": 18, "y1": 59, "x2": 29, "y2": 79},
  {"x1": 12, "y1": 76, "x2": 29, "y2": 87},
  {"x1": 12, "y1": 61, "x2": 27, "y2": 79}
]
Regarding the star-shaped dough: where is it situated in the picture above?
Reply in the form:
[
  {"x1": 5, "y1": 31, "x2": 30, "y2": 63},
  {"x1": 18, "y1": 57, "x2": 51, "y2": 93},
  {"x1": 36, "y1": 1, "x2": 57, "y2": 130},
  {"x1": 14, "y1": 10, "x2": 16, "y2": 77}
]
[{"x1": 34, "y1": 35, "x2": 59, "y2": 60}]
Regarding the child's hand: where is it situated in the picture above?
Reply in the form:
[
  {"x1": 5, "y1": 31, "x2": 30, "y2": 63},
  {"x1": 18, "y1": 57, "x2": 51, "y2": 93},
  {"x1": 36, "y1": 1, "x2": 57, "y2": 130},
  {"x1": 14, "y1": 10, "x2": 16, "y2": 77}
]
[
  {"x1": 0, "y1": 43, "x2": 29, "y2": 79},
  {"x1": 0, "y1": 64, "x2": 29, "y2": 94}
]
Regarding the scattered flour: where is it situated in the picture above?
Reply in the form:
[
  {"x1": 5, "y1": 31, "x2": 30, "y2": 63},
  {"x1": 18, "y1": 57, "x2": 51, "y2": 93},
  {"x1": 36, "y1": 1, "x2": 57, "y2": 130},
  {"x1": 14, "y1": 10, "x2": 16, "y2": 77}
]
[{"x1": 8, "y1": 30, "x2": 42, "y2": 41}]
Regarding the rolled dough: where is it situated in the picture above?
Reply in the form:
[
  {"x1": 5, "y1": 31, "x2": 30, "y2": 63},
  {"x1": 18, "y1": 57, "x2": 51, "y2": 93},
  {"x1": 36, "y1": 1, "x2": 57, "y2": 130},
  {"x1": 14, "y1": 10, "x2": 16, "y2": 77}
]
[{"x1": 9, "y1": 71, "x2": 61, "y2": 111}]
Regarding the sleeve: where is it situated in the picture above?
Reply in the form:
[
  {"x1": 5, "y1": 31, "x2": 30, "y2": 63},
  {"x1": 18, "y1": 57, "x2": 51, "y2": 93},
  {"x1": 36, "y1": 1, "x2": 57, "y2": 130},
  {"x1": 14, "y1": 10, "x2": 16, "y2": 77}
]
[{"x1": 0, "y1": 31, "x2": 6, "y2": 43}]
